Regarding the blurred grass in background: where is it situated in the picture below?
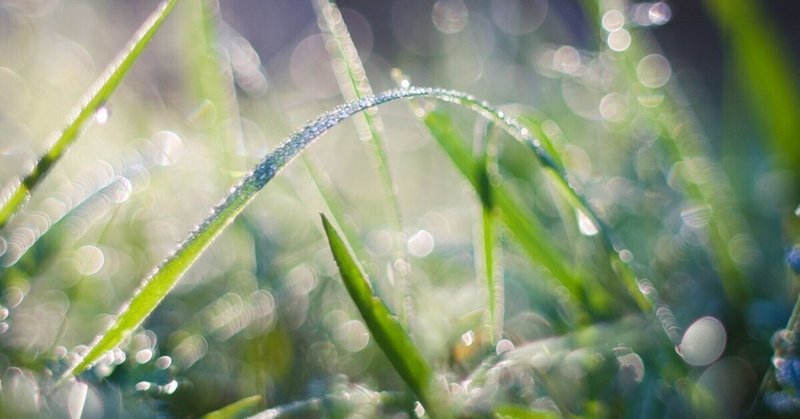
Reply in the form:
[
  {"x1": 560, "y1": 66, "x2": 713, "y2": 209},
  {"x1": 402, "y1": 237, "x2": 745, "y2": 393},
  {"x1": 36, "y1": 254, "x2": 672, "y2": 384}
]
[{"x1": 1, "y1": 0, "x2": 799, "y2": 417}]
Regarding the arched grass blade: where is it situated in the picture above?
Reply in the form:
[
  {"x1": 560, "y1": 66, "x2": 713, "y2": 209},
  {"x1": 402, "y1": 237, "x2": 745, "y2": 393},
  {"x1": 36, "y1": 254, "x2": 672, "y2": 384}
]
[
  {"x1": 59, "y1": 86, "x2": 654, "y2": 384},
  {"x1": 0, "y1": 0, "x2": 178, "y2": 229},
  {"x1": 202, "y1": 395, "x2": 261, "y2": 419},
  {"x1": 320, "y1": 214, "x2": 447, "y2": 416}
]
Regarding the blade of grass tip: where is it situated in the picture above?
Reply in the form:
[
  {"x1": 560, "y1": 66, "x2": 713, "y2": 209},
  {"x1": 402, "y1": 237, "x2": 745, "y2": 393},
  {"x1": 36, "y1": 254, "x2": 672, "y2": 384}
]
[
  {"x1": 313, "y1": 0, "x2": 412, "y2": 324},
  {"x1": 58, "y1": 86, "x2": 650, "y2": 384},
  {"x1": 320, "y1": 214, "x2": 448, "y2": 417},
  {"x1": 417, "y1": 105, "x2": 588, "y2": 320},
  {"x1": 394, "y1": 73, "x2": 655, "y2": 317},
  {"x1": 202, "y1": 395, "x2": 262, "y2": 419},
  {"x1": 0, "y1": 0, "x2": 178, "y2": 230}
]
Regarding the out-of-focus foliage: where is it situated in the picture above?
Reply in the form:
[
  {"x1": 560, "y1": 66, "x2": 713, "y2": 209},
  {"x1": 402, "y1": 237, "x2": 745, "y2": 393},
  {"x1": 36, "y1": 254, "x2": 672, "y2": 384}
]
[{"x1": 0, "y1": 0, "x2": 798, "y2": 417}]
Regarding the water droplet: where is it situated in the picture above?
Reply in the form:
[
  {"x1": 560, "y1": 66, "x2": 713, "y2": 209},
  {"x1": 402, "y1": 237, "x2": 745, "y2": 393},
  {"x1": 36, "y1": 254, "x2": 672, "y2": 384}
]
[
  {"x1": 407, "y1": 229, "x2": 435, "y2": 257},
  {"x1": 414, "y1": 401, "x2": 426, "y2": 417},
  {"x1": 637, "y1": 54, "x2": 672, "y2": 88},
  {"x1": 104, "y1": 176, "x2": 132, "y2": 204},
  {"x1": 155, "y1": 356, "x2": 172, "y2": 370},
  {"x1": 135, "y1": 349, "x2": 153, "y2": 364},
  {"x1": 648, "y1": 2, "x2": 672, "y2": 25},
  {"x1": 615, "y1": 348, "x2": 645, "y2": 383},
  {"x1": 576, "y1": 210, "x2": 599, "y2": 236},
  {"x1": 496, "y1": 338, "x2": 515, "y2": 355},
  {"x1": 73, "y1": 245, "x2": 105, "y2": 276},
  {"x1": 0, "y1": 305, "x2": 8, "y2": 321},
  {"x1": 677, "y1": 316, "x2": 726, "y2": 366},
  {"x1": 94, "y1": 105, "x2": 111, "y2": 124},
  {"x1": 135, "y1": 381, "x2": 152, "y2": 392},
  {"x1": 607, "y1": 29, "x2": 632, "y2": 52},
  {"x1": 553, "y1": 46, "x2": 580, "y2": 74},
  {"x1": 794, "y1": 204, "x2": 800, "y2": 217},
  {"x1": 432, "y1": 0, "x2": 469, "y2": 34},
  {"x1": 461, "y1": 330, "x2": 475, "y2": 346},
  {"x1": 334, "y1": 319, "x2": 370, "y2": 352},
  {"x1": 0, "y1": 235, "x2": 6, "y2": 257},
  {"x1": 599, "y1": 92, "x2": 627, "y2": 122},
  {"x1": 163, "y1": 380, "x2": 178, "y2": 395},
  {"x1": 67, "y1": 381, "x2": 88, "y2": 419},
  {"x1": 151, "y1": 131, "x2": 184, "y2": 166},
  {"x1": 602, "y1": 10, "x2": 625, "y2": 32}
]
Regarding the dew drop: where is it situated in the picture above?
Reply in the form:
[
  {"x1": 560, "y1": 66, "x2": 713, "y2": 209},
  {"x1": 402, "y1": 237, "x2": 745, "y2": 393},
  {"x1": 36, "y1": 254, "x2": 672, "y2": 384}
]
[
  {"x1": 155, "y1": 356, "x2": 172, "y2": 370},
  {"x1": 94, "y1": 105, "x2": 111, "y2": 124},
  {"x1": 648, "y1": 2, "x2": 672, "y2": 25},
  {"x1": 496, "y1": 338, "x2": 515, "y2": 355},
  {"x1": 163, "y1": 380, "x2": 178, "y2": 395},
  {"x1": 601, "y1": 10, "x2": 625, "y2": 32},
  {"x1": 151, "y1": 131, "x2": 184, "y2": 166},
  {"x1": 135, "y1": 381, "x2": 152, "y2": 392},
  {"x1": 0, "y1": 235, "x2": 7, "y2": 257},
  {"x1": 615, "y1": 349, "x2": 645, "y2": 383},
  {"x1": 407, "y1": 229, "x2": 435, "y2": 257},
  {"x1": 104, "y1": 176, "x2": 132, "y2": 204},
  {"x1": 637, "y1": 54, "x2": 672, "y2": 88},
  {"x1": 414, "y1": 401, "x2": 426, "y2": 417},
  {"x1": 576, "y1": 210, "x2": 599, "y2": 236},
  {"x1": 432, "y1": 0, "x2": 469, "y2": 34},
  {"x1": 67, "y1": 381, "x2": 88, "y2": 419},
  {"x1": 74, "y1": 245, "x2": 105, "y2": 276},
  {"x1": 794, "y1": 204, "x2": 800, "y2": 217},
  {"x1": 135, "y1": 349, "x2": 153, "y2": 364},
  {"x1": 607, "y1": 29, "x2": 632, "y2": 52},
  {"x1": 677, "y1": 316, "x2": 726, "y2": 366}
]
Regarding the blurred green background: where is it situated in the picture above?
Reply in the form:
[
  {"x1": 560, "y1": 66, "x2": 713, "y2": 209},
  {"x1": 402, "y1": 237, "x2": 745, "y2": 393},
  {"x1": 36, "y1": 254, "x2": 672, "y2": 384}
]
[{"x1": 1, "y1": 0, "x2": 799, "y2": 417}]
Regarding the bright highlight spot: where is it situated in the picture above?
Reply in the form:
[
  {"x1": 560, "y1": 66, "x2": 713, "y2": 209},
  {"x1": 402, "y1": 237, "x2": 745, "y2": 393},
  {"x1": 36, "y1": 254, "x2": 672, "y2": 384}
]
[
  {"x1": 607, "y1": 29, "x2": 632, "y2": 52},
  {"x1": 576, "y1": 210, "x2": 599, "y2": 236},
  {"x1": 602, "y1": 10, "x2": 625, "y2": 32},
  {"x1": 74, "y1": 245, "x2": 105, "y2": 276},
  {"x1": 637, "y1": 54, "x2": 672, "y2": 88},
  {"x1": 678, "y1": 316, "x2": 726, "y2": 366},
  {"x1": 407, "y1": 229, "x2": 435, "y2": 257}
]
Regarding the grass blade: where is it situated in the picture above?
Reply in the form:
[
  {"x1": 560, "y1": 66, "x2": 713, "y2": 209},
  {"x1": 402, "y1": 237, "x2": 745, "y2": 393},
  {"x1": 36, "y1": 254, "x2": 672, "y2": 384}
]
[
  {"x1": 59, "y1": 86, "x2": 651, "y2": 383},
  {"x1": 0, "y1": 0, "x2": 178, "y2": 229},
  {"x1": 313, "y1": 0, "x2": 411, "y2": 323},
  {"x1": 320, "y1": 214, "x2": 447, "y2": 416},
  {"x1": 202, "y1": 395, "x2": 261, "y2": 419},
  {"x1": 422, "y1": 109, "x2": 588, "y2": 314}
]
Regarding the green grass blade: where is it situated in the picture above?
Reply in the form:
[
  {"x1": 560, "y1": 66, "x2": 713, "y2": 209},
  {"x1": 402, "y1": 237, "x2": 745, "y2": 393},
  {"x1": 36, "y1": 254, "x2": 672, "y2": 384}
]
[
  {"x1": 320, "y1": 214, "x2": 447, "y2": 416},
  {"x1": 0, "y1": 0, "x2": 178, "y2": 229},
  {"x1": 423, "y1": 110, "x2": 585, "y2": 307},
  {"x1": 705, "y1": 0, "x2": 800, "y2": 175},
  {"x1": 59, "y1": 86, "x2": 651, "y2": 382},
  {"x1": 313, "y1": 0, "x2": 411, "y2": 323},
  {"x1": 202, "y1": 395, "x2": 261, "y2": 419}
]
